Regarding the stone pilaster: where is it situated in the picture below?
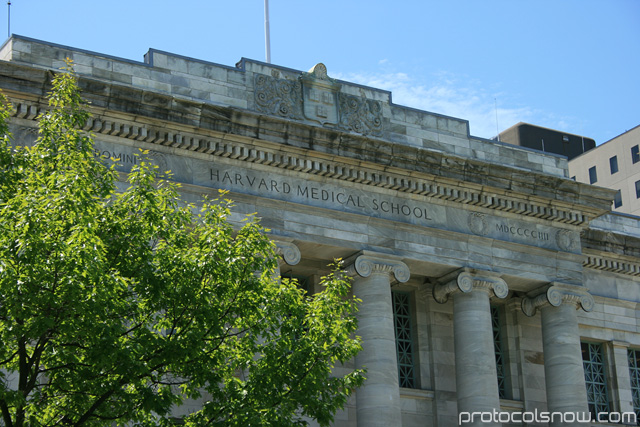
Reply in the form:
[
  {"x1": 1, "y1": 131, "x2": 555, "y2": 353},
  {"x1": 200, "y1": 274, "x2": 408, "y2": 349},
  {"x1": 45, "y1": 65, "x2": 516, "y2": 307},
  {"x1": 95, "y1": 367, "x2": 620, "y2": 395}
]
[
  {"x1": 345, "y1": 252, "x2": 410, "y2": 427},
  {"x1": 610, "y1": 341, "x2": 635, "y2": 419},
  {"x1": 522, "y1": 283, "x2": 594, "y2": 426},
  {"x1": 433, "y1": 269, "x2": 508, "y2": 426}
]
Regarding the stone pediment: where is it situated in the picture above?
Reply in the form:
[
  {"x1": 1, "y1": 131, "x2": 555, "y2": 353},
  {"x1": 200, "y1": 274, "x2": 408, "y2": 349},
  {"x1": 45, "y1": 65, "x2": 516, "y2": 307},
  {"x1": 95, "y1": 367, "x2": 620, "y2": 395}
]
[{"x1": 253, "y1": 63, "x2": 383, "y2": 136}]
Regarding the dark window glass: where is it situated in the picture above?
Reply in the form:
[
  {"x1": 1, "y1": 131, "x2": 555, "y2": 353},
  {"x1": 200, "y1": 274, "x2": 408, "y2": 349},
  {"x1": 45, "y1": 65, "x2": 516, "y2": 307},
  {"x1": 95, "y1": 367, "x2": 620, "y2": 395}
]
[
  {"x1": 491, "y1": 306, "x2": 506, "y2": 399},
  {"x1": 636, "y1": 180, "x2": 640, "y2": 199},
  {"x1": 633, "y1": 145, "x2": 640, "y2": 164},
  {"x1": 614, "y1": 190, "x2": 623, "y2": 208},
  {"x1": 610, "y1": 156, "x2": 619, "y2": 174},
  {"x1": 589, "y1": 166, "x2": 598, "y2": 184}
]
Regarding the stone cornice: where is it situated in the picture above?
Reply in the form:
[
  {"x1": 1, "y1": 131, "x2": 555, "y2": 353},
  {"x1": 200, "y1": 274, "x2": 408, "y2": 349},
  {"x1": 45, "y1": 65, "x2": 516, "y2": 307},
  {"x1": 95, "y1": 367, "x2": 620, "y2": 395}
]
[
  {"x1": 521, "y1": 282, "x2": 594, "y2": 317},
  {"x1": 432, "y1": 268, "x2": 509, "y2": 303},
  {"x1": 343, "y1": 252, "x2": 410, "y2": 283},
  {"x1": 0, "y1": 62, "x2": 613, "y2": 227},
  {"x1": 582, "y1": 250, "x2": 640, "y2": 277}
]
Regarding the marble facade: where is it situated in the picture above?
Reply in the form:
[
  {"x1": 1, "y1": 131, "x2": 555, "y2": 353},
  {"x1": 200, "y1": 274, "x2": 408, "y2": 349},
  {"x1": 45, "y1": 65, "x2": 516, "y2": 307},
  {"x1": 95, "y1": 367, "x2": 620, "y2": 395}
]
[{"x1": 1, "y1": 35, "x2": 639, "y2": 426}]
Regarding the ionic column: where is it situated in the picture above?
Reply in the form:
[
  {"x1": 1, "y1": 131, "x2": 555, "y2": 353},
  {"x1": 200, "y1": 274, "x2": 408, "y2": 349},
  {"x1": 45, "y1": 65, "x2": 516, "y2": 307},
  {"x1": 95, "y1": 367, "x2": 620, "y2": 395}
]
[
  {"x1": 522, "y1": 283, "x2": 594, "y2": 425},
  {"x1": 433, "y1": 269, "x2": 509, "y2": 426},
  {"x1": 345, "y1": 252, "x2": 410, "y2": 427},
  {"x1": 274, "y1": 241, "x2": 301, "y2": 269}
]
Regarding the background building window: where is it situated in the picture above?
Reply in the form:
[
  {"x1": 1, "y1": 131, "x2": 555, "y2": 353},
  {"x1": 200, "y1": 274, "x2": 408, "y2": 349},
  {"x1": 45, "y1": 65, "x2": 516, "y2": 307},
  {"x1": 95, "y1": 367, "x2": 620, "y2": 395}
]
[
  {"x1": 628, "y1": 349, "x2": 640, "y2": 423},
  {"x1": 632, "y1": 145, "x2": 640, "y2": 164},
  {"x1": 636, "y1": 180, "x2": 640, "y2": 199},
  {"x1": 614, "y1": 190, "x2": 623, "y2": 208},
  {"x1": 582, "y1": 342, "x2": 610, "y2": 418},
  {"x1": 491, "y1": 306, "x2": 507, "y2": 399},
  {"x1": 610, "y1": 156, "x2": 619, "y2": 174},
  {"x1": 393, "y1": 291, "x2": 416, "y2": 388},
  {"x1": 589, "y1": 166, "x2": 598, "y2": 184}
]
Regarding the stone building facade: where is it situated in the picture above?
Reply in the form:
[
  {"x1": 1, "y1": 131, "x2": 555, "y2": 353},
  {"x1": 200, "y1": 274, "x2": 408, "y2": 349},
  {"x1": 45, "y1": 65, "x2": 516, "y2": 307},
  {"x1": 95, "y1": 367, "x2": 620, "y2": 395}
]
[{"x1": 1, "y1": 35, "x2": 639, "y2": 426}]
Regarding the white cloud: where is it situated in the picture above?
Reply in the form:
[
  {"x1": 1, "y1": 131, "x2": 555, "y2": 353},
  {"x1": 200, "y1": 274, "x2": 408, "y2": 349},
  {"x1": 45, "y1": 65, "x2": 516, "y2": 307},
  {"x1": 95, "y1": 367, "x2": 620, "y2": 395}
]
[{"x1": 333, "y1": 70, "x2": 536, "y2": 139}]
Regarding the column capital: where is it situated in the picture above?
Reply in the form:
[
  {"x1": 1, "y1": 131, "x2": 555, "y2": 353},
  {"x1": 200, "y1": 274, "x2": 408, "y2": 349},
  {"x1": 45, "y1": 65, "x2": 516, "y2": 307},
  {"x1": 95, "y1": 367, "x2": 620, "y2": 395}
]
[
  {"x1": 521, "y1": 282, "x2": 594, "y2": 317},
  {"x1": 274, "y1": 240, "x2": 301, "y2": 266},
  {"x1": 432, "y1": 268, "x2": 508, "y2": 304},
  {"x1": 344, "y1": 252, "x2": 410, "y2": 283}
]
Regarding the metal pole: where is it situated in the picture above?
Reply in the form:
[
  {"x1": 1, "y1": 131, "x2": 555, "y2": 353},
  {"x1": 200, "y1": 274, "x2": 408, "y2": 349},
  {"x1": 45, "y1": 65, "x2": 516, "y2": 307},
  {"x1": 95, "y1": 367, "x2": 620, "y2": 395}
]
[
  {"x1": 494, "y1": 97, "x2": 499, "y2": 141},
  {"x1": 7, "y1": 1, "x2": 11, "y2": 38},
  {"x1": 264, "y1": 0, "x2": 271, "y2": 63}
]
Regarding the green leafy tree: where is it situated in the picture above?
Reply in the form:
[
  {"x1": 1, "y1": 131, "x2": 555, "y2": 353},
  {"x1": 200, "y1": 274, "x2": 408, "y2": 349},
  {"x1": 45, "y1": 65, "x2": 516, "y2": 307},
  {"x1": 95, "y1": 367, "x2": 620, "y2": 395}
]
[{"x1": 0, "y1": 62, "x2": 364, "y2": 427}]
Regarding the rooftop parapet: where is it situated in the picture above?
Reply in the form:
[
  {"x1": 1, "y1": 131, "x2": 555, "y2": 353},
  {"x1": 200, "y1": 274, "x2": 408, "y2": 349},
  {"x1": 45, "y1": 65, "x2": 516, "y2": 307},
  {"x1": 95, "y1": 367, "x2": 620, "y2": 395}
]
[{"x1": 1, "y1": 34, "x2": 568, "y2": 177}]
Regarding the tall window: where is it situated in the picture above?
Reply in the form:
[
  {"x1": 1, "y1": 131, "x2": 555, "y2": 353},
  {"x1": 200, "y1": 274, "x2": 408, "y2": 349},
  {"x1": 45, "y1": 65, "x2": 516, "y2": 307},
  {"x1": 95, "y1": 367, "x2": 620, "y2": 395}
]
[
  {"x1": 628, "y1": 349, "x2": 640, "y2": 422},
  {"x1": 589, "y1": 166, "x2": 598, "y2": 184},
  {"x1": 582, "y1": 342, "x2": 609, "y2": 417},
  {"x1": 392, "y1": 291, "x2": 416, "y2": 388},
  {"x1": 491, "y1": 306, "x2": 507, "y2": 398},
  {"x1": 632, "y1": 145, "x2": 640, "y2": 164},
  {"x1": 614, "y1": 190, "x2": 623, "y2": 209},
  {"x1": 636, "y1": 180, "x2": 640, "y2": 199},
  {"x1": 610, "y1": 156, "x2": 619, "y2": 174}
]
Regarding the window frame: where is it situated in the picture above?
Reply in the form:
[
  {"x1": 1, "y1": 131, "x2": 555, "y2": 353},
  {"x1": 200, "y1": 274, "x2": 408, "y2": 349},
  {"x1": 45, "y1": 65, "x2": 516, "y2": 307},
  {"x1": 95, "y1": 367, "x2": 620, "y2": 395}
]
[
  {"x1": 582, "y1": 341, "x2": 610, "y2": 418},
  {"x1": 392, "y1": 290, "x2": 417, "y2": 389},
  {"x1": 589, "y1": 166, "x2": 598, "y2": 184},
  {"x1": 610, "y1": 155, "x2": 619, "y2": 174},
  {"x1": 614, "y1": 190, "x2": 623, "y2": 209},
  {"x1": 628, "y1": 349, "x2": 640, "y2": 423},
  {"x1": 491, "y1": 305, "x2": 507, "y2": 399}
]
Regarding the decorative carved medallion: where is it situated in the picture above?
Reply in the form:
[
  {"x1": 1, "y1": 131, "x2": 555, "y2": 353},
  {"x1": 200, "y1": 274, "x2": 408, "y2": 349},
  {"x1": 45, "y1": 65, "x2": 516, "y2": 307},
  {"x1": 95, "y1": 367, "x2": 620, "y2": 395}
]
[
  {"x1": 148, "y1": 150, "x2": 169, "y2": 173},
  {"x1": 468, "y1": 212, "x2": 488, "y2": 236},
  {"x1": 254, "y1": 74, "x2": 303, "y2": 120},
  {"x1": 556, "y1": 229, "x2": 578, "y2": 252},
  {"x1": 338, "y1": 94, "x2": 383, "y2": 136}
]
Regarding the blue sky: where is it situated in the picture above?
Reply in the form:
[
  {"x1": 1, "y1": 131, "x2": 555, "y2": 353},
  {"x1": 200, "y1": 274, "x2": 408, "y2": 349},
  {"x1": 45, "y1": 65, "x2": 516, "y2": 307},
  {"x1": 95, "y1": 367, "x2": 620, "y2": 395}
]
[{"x1": 4, "y1": 0, "x2": 638, "y2": 144}]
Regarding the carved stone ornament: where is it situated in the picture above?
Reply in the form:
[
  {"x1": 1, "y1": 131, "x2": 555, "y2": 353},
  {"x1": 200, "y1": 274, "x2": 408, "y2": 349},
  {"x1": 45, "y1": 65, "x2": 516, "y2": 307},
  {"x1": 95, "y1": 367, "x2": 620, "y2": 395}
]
[
  {"x1": 433, "y1": 269, "x2": 509, "y2": 304},
  {"x1": 253, "y1": 64, "x2": 383, "y2": 136},
  {"x1": 344, "y1": 253, "x2": 410, "y2": 283},
  {"x1": 521, "y1": 282, "x2": 595, "y2": 317},
  {"x1": 300, "y1": 63, "x2": 341, "y2": 125},
  {"x1": 254, "y1": 74, "x2": 303, "y2": 120},
  {"x1": 468, "y1": 212, "x2": 488, "y2": 236},
  {"x1": 555, "y1": 229, "x2": 578, "y2": 252},
  {"x1": 274, "y1": 241, "x2": 301, "y2": 266},
  {"x1": 338, "y1": 94, "x2": 383, "y2": 136}
]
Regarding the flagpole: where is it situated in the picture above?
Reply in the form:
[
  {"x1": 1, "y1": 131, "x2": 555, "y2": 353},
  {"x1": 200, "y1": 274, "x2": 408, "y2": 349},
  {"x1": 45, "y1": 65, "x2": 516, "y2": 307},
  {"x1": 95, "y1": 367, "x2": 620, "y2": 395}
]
[{"x1": 264, "y1": 0, "x2": 271, "y2": 63}]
